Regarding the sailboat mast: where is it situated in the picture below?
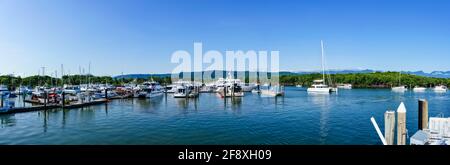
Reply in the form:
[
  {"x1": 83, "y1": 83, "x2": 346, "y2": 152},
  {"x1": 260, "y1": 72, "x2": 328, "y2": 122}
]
[{"x1": 321, "y1": 40, "x2": 325, "y2": 82}]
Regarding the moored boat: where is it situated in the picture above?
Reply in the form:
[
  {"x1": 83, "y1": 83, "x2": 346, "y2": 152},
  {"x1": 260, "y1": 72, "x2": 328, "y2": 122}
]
[{"x1": 433, "y1": 85, "x2": 447, "y2": 93}]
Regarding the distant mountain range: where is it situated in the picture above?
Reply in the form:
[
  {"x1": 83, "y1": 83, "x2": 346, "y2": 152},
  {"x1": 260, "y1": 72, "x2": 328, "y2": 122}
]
[{"x1": 113, "y1": 70, "x2": 450, "y2": 79}]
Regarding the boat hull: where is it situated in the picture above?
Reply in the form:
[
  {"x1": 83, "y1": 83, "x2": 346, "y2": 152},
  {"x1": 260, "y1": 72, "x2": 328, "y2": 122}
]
[{"x1": 307, "y1": 88, "x2": 331, "y2": 93}]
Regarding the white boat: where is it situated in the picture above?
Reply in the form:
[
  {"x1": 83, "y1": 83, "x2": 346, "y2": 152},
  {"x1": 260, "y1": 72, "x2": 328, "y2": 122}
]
[
  {"x1": 173, "y1": 83, "x2": 199, "y2": 98},
  {"x1": 167, "y1": 80, "x2": 191, "y2": 93},
  {"x1": 433, "y1": 85, "x2": 447, "y2": 92},
  {"x1": 141, "y1": 81, "x2": 164, "y2": 98},
  {"x1": 214, "y1": 73, "x2": 249, "y2": 95},
  {"x1": 296, "y1": 84, "x2": 302, "y2": 88},
  {"x1": 413, "y1": 86, "x2": 427, "y2": 92},
  {"x1": 174, "y1": 84, "x2": 191, "y2": 98},
  {"x1": 15, "y1": 86, "x2": 32, "y2": 95},
  {"x1": 165, "y1": 85, "x2": 177, "y2": 93},
  {"x1": 261, "y1": 85, "x2": 284, "y2": 96},
  {"x1": 307, "y1": 80, "x2": 332, "y2": 93},
  {"x1": 337, "y1": 84, "x2": 352, "y2": 89},
  {"x1": 0, "y1": 94, "x2": 14, "y2": 113},
  {"x1": 392, "y1": 86, "x2": 407, "y2": 92},
  {"x1": 63, "y1": 85, "x2": 81, "y2": 95},
  {"x1": 0, "y1": 85, "x2": 10, "y2": 96},
  {"x1": 392, "y1": 72, "x2": 407, "y2": 92},
  {"x1": 217, "y1": 82, "x2": 244, "y2": 97},
  {"x1": 307, "y1": 41, "x2": 336, "y2": 94}
]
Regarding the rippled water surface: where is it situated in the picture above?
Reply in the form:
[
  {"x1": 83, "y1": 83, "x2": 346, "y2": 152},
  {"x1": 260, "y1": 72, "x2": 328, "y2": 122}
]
[{"x1": 0, "y1": 87, "x2": 448, "y2": 144}]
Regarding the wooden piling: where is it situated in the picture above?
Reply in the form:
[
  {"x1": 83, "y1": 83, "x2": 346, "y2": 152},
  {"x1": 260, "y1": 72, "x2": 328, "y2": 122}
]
[
  {"x1": 0, "y1": 94, "x2": 3, "y2": 107},
  {"x1": 105, "y1": 89, "x2": 108, "y2": 100},
  {"x1": 397, "y1": 102, "x2": 407, "y2": 145},
  {"x1": 62, "y1": 91, "x2": 65, "y2": 107},
  {"x1": 384, "y1": 111, "x2": 395, "y2": 145},
  {"x1": 418, "y1": 99, "x2": 428, "y2": 130},
  {"x1": 44, "y1": 91, "x2": 48, "y2": 107}
]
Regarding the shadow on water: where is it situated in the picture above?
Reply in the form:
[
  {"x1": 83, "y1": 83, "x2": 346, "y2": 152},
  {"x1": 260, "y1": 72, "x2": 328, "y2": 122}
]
[
  {"x1": 133, "y1": 97, "x2": 164, "y2": 113},
  {"x1": 175, "y1": 97, "x2": 200, "y2": 115},
  {"x1": 0, "y1": 114, "x2": 16, "y2": 127}
]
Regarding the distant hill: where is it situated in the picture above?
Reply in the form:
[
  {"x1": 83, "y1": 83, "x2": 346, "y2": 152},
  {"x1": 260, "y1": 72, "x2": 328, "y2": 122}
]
[{"x1": 114, "y1": 74, "x2": 171, "y2": 79}]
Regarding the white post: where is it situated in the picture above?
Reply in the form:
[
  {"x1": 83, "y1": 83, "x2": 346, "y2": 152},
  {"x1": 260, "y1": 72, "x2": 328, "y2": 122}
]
[
  {"x1": 397, "y1": 102, "x2": 407, "y2": 145},
  {"x1": 370, "y1": 117, "x2": 387, "y2": 145},
  {"x1": 384, "y1": 111, "x2": 395, "y2": 145}
]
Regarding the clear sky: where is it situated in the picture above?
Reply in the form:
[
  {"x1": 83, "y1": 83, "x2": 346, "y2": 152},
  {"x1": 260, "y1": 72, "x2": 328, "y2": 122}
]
[{"x1": 1, "y1": 0, "x2": 449, "y2": 76}]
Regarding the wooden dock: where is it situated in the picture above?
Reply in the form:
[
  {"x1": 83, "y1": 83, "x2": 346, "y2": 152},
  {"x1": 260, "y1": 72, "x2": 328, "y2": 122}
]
[{"x1": 0, "y1": 99, "x2": 108, "y2": 115}]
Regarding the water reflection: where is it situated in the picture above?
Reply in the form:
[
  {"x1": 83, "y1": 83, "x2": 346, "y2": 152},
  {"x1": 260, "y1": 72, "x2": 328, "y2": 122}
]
[
  {"x1": 0, "y1": 114, "x2": 16, "y2": 127},
  {"x1": 307, "y1": 93, "x2": 331, "y2": 144}
]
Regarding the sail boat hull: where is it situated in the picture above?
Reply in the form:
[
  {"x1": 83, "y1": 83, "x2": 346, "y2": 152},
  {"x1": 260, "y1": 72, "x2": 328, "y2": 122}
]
[{"x1": 307, "y1": 88, "x2": 331, "y2": 93}]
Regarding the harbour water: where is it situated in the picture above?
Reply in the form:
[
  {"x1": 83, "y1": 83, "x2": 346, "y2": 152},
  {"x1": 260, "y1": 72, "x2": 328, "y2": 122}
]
[{"x1": 0, "y1": 87, "x2": 448, "y2": 144}]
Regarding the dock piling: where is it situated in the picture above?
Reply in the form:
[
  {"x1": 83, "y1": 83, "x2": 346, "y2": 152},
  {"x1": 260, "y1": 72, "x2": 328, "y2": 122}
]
[
  {"x1": 105, "y1": 89, "x2": 108, "y2": 100},
  {"x1": 418, "y1": 99, "x2": 428, "y2": 130},
  {"x1": 62, "y1": 91, "x2": 65, "y2": 107},
  {"x1": 1, "y1": 94, "x2": 3, "y2": 107},
  {"x1": 396, "y1": 102, "x2": 407, "y2": 145},
  {"x1": 384, "y1": 111, "x2": 395, "y2": 145},
  {"x1": 44, "y1": 91, "x2": 48, "y2": 107}
]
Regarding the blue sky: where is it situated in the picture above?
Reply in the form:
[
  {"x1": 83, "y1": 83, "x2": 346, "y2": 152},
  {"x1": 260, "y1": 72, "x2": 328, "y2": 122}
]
[{"x1": 1, "y1": 0, "x2": 449, "y2": 76}]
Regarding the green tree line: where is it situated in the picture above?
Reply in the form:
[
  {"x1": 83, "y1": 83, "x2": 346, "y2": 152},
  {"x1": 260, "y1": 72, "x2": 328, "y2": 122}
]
[
  {"x1": 279, "y1": 72, "x2": 450, "y2": 88},
  {"x1": 0, "y1": 75, "x2": 172, "y2": 89}
]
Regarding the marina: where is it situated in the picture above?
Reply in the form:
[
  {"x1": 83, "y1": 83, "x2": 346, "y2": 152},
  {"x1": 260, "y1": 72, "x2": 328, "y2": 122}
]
[{"x1": 0, "y1": 86, "x2": 448, "y2": 144}]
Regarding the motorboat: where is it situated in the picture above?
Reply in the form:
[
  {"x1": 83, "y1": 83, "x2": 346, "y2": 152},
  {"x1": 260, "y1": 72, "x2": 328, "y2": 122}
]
[
  {"x1": 63, "y1": 85, "x2": 81, "y2": 95},
  {"x1": 433, "y1": 85, "x2": 447, "y2": 93},
  {"x1": 261, "y1": 85, "x2": 284, "y2": 96},
  {"x1": 337, "y1": 84, "x2": 352, "y2": 89},
  {"x1": 141, "y1": 81, "x2": 164, "y2": 98},
  {"x1": 217, "y1": 82, "x2": 244, "y2": 97},
  {"x1": 174, "y1": 83, "x2": 199, "y2": 98}
]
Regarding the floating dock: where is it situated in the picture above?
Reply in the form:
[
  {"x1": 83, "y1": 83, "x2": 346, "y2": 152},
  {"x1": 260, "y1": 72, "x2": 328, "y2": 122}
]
[{"x1": 0, "y1": 99, "x2": 108, "y2": 115}]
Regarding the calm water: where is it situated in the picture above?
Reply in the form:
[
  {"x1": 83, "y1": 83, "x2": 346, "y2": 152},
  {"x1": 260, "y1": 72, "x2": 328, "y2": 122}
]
[{"x1": 0, "y1": 87, "x2": 449, "y2": 145}]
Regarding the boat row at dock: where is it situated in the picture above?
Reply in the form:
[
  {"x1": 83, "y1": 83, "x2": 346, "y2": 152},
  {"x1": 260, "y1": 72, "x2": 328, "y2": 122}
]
[{"x1": 0, "y1": 74, "x2": 287, "y2": 114}]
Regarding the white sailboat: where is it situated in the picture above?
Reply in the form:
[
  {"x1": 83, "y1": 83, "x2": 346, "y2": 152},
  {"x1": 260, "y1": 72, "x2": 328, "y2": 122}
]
[
  {"x1": 307, "y1": 40, "x2": 336, "y2": 94},
  {"x1": 392, "y1": 72, "x2": 407, "y2": 92},
  {"x1": 413, "y1": 86, "x2": 427, "y2": 92}
]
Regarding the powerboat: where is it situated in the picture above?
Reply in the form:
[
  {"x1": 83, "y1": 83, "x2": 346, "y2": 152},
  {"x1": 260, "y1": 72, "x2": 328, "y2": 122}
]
[
  {"x1": 174, "y1": 83, "x2": 199, "y2": 98},
  {"x1": 217, "y1": 82, "x2": 244, "y2": 97},
  {"x1": 433, "y1": 85, "x2": 447, "y2": 93},
  {"x1": 337, "y1": 84, "x2": 352, "y2": 89},
  {"x1": 63, "y1": 85, "x2": 81, "y2": 95},
  {"x1": 261, "y1": 85, "x2": 284, "y2": 96},
  {"x1": 141, "y1": 81, "x2": 164, "y2": 98}
]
